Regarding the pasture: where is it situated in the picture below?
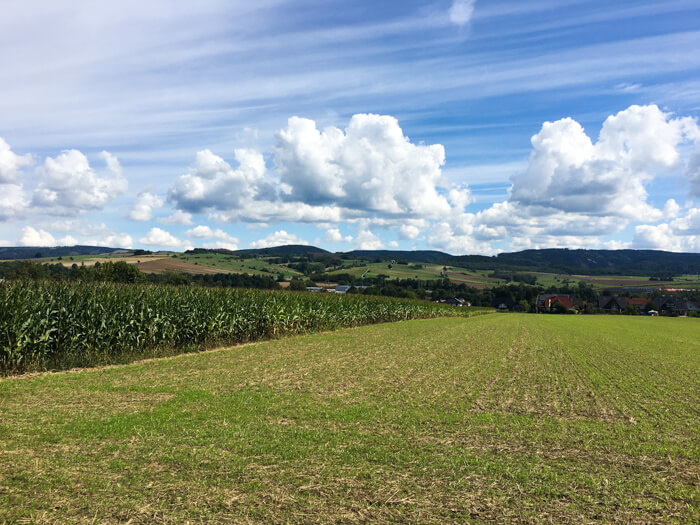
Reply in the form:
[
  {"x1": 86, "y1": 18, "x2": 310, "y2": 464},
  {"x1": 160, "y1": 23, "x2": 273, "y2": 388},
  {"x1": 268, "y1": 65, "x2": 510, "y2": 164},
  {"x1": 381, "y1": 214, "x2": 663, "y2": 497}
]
[{"x1": 1, "y1": 314, "x2": 698, "y2": 523}]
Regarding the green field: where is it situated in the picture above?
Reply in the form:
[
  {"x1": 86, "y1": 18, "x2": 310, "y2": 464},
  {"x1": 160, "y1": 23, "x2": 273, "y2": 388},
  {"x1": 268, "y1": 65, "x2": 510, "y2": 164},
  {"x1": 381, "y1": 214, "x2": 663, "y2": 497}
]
[
  {"x1": 1, "y1": 315, "x2": 698, "y2": 523},
  {"x1": 175, "y1": 253, "x2": 304, "y2": 278}
]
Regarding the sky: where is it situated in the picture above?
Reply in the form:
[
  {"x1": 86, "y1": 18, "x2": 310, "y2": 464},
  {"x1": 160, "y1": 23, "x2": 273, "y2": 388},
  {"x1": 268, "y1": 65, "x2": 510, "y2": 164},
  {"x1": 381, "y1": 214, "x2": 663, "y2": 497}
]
[{"x1": 1, "y1": 0, "x2": 700, "y2": 255}]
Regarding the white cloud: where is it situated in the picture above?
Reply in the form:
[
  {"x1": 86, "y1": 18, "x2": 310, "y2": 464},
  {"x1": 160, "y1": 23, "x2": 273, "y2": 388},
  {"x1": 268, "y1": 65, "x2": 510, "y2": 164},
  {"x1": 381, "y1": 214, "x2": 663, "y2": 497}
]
[
  {"x1": 90, "y1": 233, "x2": 133, "y2": 249},
  {"x1": 168, "y1": 148, "x2": 267, "y2": 213},
  {"x1": 388, "y1": 241, "x2": 399, "y2": 248},
  {"x1": 509, "y1": 106, "x2": 696, "y2": 221},
  {"x1": 58, "y1": 235, "x2": 78, "y2": 246},
  {"x1": 0, "y1": 183, "x2": 28, "y2": 221},
  {"x1": 129, "y1": 191, "x2": 164, "y2": 221},
  {"x1": 460, "y1": 105, "x2": 700, "y2": 251},
  {"x1": 354, "y1": 228, "x2": 384, "y2": 250},
  {"x1": 186, "y1": 225, "x2": 217, "y2": 239},
  {"x1": 398, "y1": 224, "x2": 421, "y2": 240},
  {"x1": 670, "y1": 208, "x2": 700, "y2": 235},
  {"x1": 139, "y1": 227, "x2": 192, "y2": 251},
  {"x1": 33, "y1": 150, "x2": 128, "y2": 215},
  {"x1": 662, "y1": 199, "x2": 681, "y2": 219},
  {"x1": 632, "y1": 208, "x2": 700, "y2": 252},
  {"x1": 427, "y1": 221, "x2": 497, "y2": 255},
  {"x1": 632, "y1": 224, "x2": 683, "y2": 252},
  {"x1": 249, "y1": 230, "x2": 309, "y2": 249},
  {"x1": 0, "y1": 137, "x2": 32, "y2": 183},
  {"x1": 324, "y1": 228, "x2": 353, "y2": 244},
  {"x1": 448, "y1": 186, "x2": 473, "y2": 210},
  {"x1": 449, "y1": 0, "x2": 476, "y2": 27},
  {"x1": 687, "y1": 141, "x2": 700, "y2": 198},
  {"x1": 19, "y1": 226, "x2": 56, "y2": 247},
  {"x1": 158, "y1": 210, "x2": 194, "y2": 225},
  {"x1": 275, "y1": 114, "x2": 450, "y2": 219},
  {"x1": 185, "y1": 225, "x2": 239, "y2": 250}
]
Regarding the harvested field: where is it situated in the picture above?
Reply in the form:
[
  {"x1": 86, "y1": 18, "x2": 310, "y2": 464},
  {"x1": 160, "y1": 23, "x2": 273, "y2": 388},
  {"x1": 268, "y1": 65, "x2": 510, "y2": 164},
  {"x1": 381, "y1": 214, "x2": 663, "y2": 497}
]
[
  {"x1": 1, "y1": 315, "x2": 698, "y2": 523},
  {"x1": 136, "y1": 258, "x2": 231, "y2": 274}
]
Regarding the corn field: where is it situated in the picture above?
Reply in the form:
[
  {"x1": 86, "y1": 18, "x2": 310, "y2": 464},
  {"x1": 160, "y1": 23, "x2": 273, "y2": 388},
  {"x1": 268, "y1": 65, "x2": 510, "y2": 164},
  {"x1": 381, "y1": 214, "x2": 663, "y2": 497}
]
[{"x1": 0, "y1": 281, "x2": 486, "y2": 374}]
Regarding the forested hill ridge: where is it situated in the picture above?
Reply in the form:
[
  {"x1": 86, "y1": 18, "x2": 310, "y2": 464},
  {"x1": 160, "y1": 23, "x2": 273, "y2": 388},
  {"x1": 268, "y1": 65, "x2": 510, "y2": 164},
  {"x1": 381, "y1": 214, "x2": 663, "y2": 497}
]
[
  {"x1": 228, "y1": 246, "x2": 700, "y2": 276},
  {"x1": 486, "y1": 249, "x2": 700, "y2": 275},
  {"x1": 3, "y1": 244, "x2": 700, "y2": 276},
  {"x1": 0, "y1": 245, "x2": 125, "y2": 260}
]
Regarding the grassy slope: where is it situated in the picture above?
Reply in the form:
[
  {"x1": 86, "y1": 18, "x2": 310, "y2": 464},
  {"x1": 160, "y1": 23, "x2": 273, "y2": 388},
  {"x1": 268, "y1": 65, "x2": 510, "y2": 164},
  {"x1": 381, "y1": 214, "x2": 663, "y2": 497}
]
[{"x1": 1, "y1": 315, "x2": 698, "y2": 523}]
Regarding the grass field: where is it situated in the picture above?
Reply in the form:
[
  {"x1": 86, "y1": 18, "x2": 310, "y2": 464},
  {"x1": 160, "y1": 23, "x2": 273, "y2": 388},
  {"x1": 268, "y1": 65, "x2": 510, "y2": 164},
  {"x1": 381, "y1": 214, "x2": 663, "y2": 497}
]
[{"x1": 1, "y1": 314, "x2": 698, "y2": 523}]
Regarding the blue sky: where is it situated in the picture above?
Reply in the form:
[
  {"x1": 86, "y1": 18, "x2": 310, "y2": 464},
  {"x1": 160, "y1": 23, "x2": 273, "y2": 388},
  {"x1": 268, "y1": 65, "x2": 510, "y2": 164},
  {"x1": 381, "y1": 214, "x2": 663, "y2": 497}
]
[{"x1": 1, "y1": 0, "x2": 699, "y2": 254}]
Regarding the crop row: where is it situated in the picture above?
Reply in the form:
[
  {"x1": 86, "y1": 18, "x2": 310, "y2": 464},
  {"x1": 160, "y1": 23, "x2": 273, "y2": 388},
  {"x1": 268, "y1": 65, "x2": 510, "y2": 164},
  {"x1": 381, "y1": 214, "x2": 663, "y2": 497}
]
[{"x1": 0, "y1": 281, "x2": 488, "y2": 374}]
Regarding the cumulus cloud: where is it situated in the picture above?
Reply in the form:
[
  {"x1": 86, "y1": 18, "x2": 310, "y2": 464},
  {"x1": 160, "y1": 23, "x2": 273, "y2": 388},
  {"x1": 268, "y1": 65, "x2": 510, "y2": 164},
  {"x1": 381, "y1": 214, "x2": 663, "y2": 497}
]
[
  {"x1": 168, "y1": 148, "x2": 268, "y2": 213},
  {"x1": 275, "y1": 114, "x2": 450, "y2": 218},
  {"x1": 324, "y1": 228, "x2": 353, "y2": 244},
  {"x1": 670, "y1": 207, "x2": 700, "y2": 235},
  {"x1": 185, "y1": 225, "x2": 239, "y2": 250},
  {"x1": 158, "y1": 210, "x2": 194, "y2": 226},
  {"x1": 398, "y1": 224, "x2": 421, "y2": 240},
  {"x1": 249, "y1": 230, "x2": 309, "y2": 249},
  {"x1": 687, "y1": 142, "x2": 700, "y2": 198},
  {"x1": 139, "y1": 227, "x2": 192, "y2": 251},
  {"x1": 58, "y1": 235, "x2": 78, "y2": 246},
  {"x1": 91, "y1": 233, "x2": 133, "y2": 249},
  {"x1": 354, "y1": 228, "x2": 384, "y2": 250},
  {"x1": 449, "y1": 0, "x2": 476, "y2": 27},
  {"x1": 0, "y1": 183, "x2": 28, "y2": 221},
  {"x1": 19, "y1": 226, "x2": 56, "y2": 247},
  {"x1": 427, "y1": 221, "x2": 497, "y2": 255},
  {"x1": 33, "y1": 150, "x2": 128, "y2": 215},
  {"x1": 166, "y1": 114, "x2": 469, "y2": 240},
  {"x1": 129, "y1": 191, "x2": 164, "y2": 221},
  {"x1": 630, "y1": 207, "x2": 700, "y2": 252},
  {"x1": 509, "y1": 106, "x2": 696, "y2": 221},
  {"x1": 0, "y1": 137, "x2": 32, "y2": 183},
  {"x1": 662, "y1": 199, "x2": 681, "y2": 219},
  {"x1": 453, "y1": 105, "x2": 700, "y2": 252}
]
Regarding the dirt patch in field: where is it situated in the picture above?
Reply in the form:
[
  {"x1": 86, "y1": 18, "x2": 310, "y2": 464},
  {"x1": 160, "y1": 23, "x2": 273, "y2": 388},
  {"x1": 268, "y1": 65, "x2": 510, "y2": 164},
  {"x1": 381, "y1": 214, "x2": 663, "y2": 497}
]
[{"x1": 137, "y1": 259, "x2": 230, "y2": 274}]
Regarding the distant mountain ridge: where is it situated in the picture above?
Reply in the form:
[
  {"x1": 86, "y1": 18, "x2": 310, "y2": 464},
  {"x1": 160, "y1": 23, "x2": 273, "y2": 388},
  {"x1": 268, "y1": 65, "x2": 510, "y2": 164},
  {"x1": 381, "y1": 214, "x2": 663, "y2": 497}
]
[
  {"x1": 3, "y1": 244, "x2": 699, "y2": 276},
  {"x1": 0, "y1": 245, "x2": 125, "y2": 260}
]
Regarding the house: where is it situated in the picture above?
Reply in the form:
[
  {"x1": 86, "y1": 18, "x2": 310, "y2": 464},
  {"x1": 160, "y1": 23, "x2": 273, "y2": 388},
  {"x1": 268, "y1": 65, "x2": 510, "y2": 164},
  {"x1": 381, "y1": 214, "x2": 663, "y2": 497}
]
[
  {"x1": 598, "y1": 296, "x2": 626, "y2": 312},
  {"x1": 305, "y1": 286, "x2": 323, "y2": 293},
  {"x1": 652, "y1": 296, "x2": 700, "y2": 316},
  {"x1": 535, "y1": 294, "x2": 573, "y2": 312},
  {"x1": 444, "y1": 297, "x2": 465, "y2": 307},
  {"x1": 626, "y1": 297, "x2": 649, "y2": 311},
  {"x1": 491, "y1": 297, "x2": 519, "y2": 312},
  {"x1": 334, "y1": 285, "x2": 352, "y2": 294}
]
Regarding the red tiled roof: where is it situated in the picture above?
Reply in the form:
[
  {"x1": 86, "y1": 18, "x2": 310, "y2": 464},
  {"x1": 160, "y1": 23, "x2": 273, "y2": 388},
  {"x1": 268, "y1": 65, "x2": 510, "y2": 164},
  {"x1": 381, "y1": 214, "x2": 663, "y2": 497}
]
[{"x1": 546, "y1": 296, "x2": 573, "y2": 309}]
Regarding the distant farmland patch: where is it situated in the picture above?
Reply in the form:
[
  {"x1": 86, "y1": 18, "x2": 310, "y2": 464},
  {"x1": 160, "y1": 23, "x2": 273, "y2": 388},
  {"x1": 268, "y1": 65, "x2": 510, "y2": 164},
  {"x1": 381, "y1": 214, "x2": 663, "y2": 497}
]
[{"x1": 136, "y1": 258, "x2": 230, "y2": 274}]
